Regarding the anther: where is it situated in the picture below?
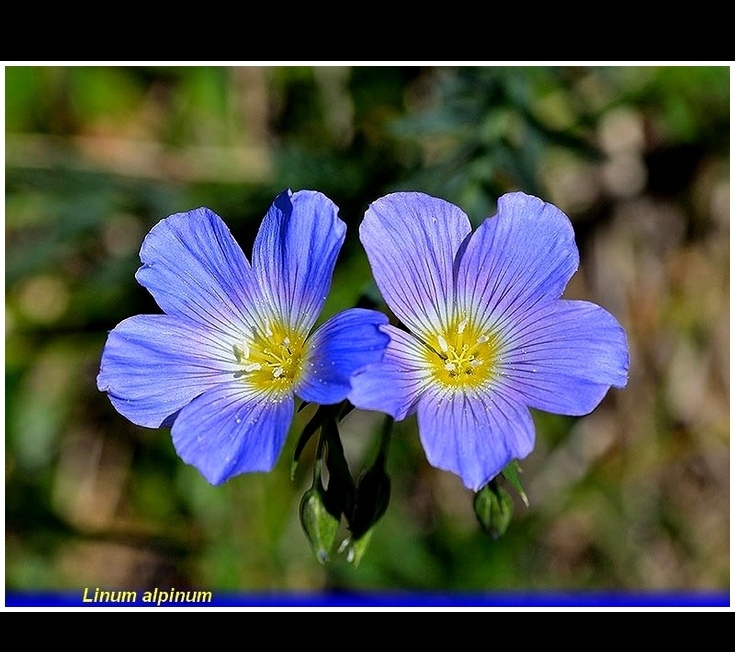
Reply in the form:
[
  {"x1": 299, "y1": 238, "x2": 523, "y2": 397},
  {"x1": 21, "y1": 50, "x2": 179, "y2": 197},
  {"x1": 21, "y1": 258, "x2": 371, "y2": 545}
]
[{"x1": 437, "y1": 335, "x2": 449, "y2": 353}]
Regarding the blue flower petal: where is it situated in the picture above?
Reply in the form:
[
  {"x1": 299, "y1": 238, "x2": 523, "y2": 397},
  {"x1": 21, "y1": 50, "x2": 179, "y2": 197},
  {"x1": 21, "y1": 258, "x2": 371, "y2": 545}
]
[
  {"x1": 417, "y1": 387, "x2": 535, "y2": 491},
  {"x1": 97, "y1": 314, "x2": 239, "y2": 428},
  {"x1": 251, "y1": 190, "x2": 346, "y2": 334},
  {"x1": 455, "y1": 192, "x2": 579, "y2": 333},
  {"x1": 355, "y1": 190, "x2": 630, "y2": 492},
  {"x1": 135, "y1": 207, "x2": 256, "y2": 339},
  {"x1": 349, "y1": 325, "x2": 433, "y2": 421},
  {"x1": 172, "y1": 383, "x2": 294, "y2": 485},
  {"x1": 497, "y1": 299, "x2": 629, "y2": 415},
  {"x1": 360, "y1": 192, "x2": 471, "y2": 339},
  {"x1": 295, "y1": 308, "x2": 389, "y2": 405}
]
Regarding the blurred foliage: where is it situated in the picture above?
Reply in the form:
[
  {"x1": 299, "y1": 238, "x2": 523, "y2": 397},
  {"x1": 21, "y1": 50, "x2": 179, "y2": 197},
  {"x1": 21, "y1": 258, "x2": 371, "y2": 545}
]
[{"x1": 4, "y1": 65, "x2": 730, "y2": 599}]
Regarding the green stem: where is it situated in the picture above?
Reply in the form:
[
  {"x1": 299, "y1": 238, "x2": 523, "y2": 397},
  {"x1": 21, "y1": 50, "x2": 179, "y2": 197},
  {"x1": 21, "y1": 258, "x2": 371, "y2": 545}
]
[{"x1": 375, "y1": 415, "x2": 394, "y2": 468}]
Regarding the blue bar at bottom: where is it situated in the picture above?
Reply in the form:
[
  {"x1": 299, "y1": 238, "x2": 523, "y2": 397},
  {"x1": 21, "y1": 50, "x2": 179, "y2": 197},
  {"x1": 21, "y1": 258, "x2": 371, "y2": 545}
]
[{"x1": 4, "y1": 589, "x2": 731, "y2": 608}]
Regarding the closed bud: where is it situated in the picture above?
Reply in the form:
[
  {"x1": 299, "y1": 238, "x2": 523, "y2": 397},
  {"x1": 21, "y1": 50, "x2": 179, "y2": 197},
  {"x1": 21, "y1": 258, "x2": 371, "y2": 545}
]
[
  {"x1": 473, "y1": 481, "x2": 514, "y2": 540},
  {"x1": 348, "y1": 462, "x2": 391, "y2": 541},
  {"x1": 299, "y1": 486, "x2": 340, "y2": 564}
]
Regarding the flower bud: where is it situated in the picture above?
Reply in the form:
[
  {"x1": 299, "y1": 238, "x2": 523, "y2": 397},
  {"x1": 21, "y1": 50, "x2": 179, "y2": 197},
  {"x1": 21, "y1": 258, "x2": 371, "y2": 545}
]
[
  {"x1": 473, "y1": 481, "x2": 514, "y2": 540},
  {"x1": 348, "y1": 462, "x2": 391, "y2": 541},
  {"x1": 299, "y1": 486, "x2": 340, "y2": 564}
]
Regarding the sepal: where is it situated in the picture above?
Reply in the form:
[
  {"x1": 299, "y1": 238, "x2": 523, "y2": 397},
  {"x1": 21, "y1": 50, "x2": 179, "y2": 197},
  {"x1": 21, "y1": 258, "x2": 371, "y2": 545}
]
[{"x1": 501, "y1": 459, "x2": 529, "y2": 507}]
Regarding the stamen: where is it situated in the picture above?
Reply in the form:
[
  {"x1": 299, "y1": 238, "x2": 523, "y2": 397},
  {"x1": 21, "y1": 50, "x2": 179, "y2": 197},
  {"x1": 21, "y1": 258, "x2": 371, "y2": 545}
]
[
  {"x1": 234, "y1": 321, "x2": 306, "y2": 391},
  {"x1": 426, "y1": 320, "x2": 497, "y2": 389}
]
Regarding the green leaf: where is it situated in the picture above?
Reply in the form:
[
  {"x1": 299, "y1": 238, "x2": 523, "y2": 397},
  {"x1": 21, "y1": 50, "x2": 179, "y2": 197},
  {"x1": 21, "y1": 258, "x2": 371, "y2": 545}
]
[
  {"x1": 347, "y1": 414, "x2": 393, "y2": 539},
  {"x1": 321, "y1": 417, "x2": 357, "y2": 520}
]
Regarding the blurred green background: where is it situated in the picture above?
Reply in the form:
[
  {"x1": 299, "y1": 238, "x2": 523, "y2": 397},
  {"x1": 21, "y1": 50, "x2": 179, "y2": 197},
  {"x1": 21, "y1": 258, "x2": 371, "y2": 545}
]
[{"x1": 4, "y1": 65, "x2": 729, "y2": 601}]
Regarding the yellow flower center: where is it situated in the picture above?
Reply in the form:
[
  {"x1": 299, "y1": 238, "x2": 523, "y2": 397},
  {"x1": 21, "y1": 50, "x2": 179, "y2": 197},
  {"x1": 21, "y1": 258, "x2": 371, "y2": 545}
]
[
  {"x1": 424, "y1": 316, "x2": 499, "y2": 390},
  {"x1": 234, "y1": 322, "x2": 307, "y2": 394}
]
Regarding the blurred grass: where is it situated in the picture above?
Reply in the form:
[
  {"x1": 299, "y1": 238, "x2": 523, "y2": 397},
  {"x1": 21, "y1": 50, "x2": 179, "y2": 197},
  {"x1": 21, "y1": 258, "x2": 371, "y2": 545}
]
[{"x1": 4, "y1": 65, "x2": 730, "y2": 598}]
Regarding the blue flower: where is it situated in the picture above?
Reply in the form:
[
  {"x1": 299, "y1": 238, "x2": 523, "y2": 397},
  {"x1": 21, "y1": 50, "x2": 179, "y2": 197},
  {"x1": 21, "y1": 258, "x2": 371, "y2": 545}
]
[
  {"x1": 349, "y1": 191, "x2": 629, "y2": 491},
  {"x1": 97, "y1": 189, "x2": 389, "y2": 485}
]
